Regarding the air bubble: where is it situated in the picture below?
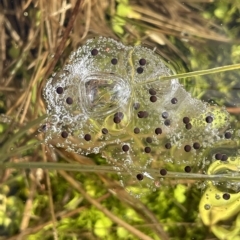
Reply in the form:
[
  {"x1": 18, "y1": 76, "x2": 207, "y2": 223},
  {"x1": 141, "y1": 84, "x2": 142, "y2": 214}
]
[
  {"x1": 215, "y1": 194, "x2": 221, "y2": 200},
  {"x1": 204, "y1": 204, "x2": 211, "y2": 210},
  {"x1": 48, "y1": 115, "x2": 59, "y2": 124},
  {"x1": 162, "y1": 112, "x2": 169, "y2": 119}
]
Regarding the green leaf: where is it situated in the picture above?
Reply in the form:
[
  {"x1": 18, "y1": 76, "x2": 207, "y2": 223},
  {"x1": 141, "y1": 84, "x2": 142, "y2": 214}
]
[
  {"x1": 117, "y1": 227, "x2": 129, "y2": 238},
  {"x1": 174, "y1": 184, "x2": 187, "y2": 203},
  {"x1": 94, "y1": 217, "x2": 112, "y2": 237},
  {"x1": 9, "y1": 45, "x2": 20, "y2": 59},
  {"x1": 214, "y1": 5, "x2": 228, "y2": 19}
]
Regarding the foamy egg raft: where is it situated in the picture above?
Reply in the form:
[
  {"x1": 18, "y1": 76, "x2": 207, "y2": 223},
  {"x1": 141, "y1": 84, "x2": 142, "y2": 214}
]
[{"x1": 43, "y1": 36, "x2": 235, "y2": 194}]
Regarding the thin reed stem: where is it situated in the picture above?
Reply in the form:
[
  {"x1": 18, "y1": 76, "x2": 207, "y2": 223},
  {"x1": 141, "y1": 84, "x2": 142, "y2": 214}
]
[
  {"x1": 1, "y1": 161, "x2": 240, "y2": 182},
  {"x1": 142, "y1": 63, "x2": 240, "y2": 85},
  {"x1": 0, "y1": 141, "x2": 43, "y2": 162},
  {"x1": 0, "y1": 114, "x2": 47, "y2": 157}
]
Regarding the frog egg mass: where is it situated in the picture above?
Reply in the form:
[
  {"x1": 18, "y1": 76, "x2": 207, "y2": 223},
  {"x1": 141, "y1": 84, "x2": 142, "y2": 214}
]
[{"x1": 43, "y1": 36, "x2": 235, "y2": 194}]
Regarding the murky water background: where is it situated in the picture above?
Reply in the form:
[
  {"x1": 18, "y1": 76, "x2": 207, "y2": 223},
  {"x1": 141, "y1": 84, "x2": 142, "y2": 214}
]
[{"x1": 1, "y1": 1, "x2": 240, "y2": 239}]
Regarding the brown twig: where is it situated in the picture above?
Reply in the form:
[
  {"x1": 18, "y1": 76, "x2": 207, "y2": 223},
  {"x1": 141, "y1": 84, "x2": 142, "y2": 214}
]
[
  {"x1": 8, "y1": 193, "x2": 111, "y2": 240},
  {"x1": 39, "y1": 0, "x2": 82, "y2": 95},
  {"x1": 59, "y1": 170, "x2": 154, "y2": 240},
  {"x1": 227, "y1": 107, "x2": 240, "y2": 114}
]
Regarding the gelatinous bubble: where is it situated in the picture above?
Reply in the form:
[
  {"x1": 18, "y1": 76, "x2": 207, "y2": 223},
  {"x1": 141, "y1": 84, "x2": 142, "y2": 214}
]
[
  {"x1": 162, "y1": 112, "x2": 169, "y2": 119},
  {"x1": 204, "y1": 204, "x2": 211, "y2": 210},
  {"x1": 215, "y1": 194, "x2": 221, "y2": 200},
  {"x1": 43, "y1": 36, "x2": 236, "y2": 196}
]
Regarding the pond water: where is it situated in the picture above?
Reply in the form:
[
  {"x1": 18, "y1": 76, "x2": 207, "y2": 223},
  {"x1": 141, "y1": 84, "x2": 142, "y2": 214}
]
[{"x1": 1, "y1": 1, "x2": 240, "y2": 239}]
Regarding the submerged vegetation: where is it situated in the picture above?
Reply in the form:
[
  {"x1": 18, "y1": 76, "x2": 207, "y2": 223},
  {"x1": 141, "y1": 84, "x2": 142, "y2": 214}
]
[{"x1": 0, "y1": 0, "x2": 240, "y2": 239}]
